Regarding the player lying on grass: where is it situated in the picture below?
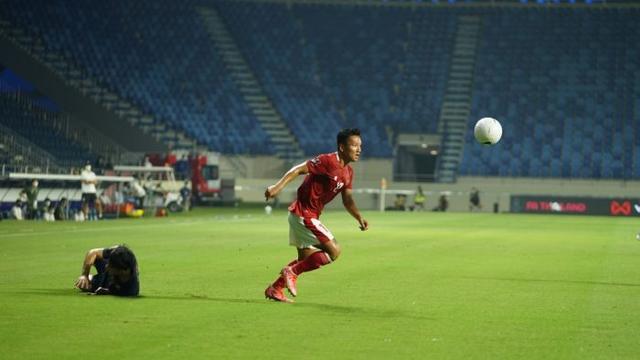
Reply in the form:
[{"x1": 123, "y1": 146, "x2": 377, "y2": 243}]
[
  {"x1": 74, "y1": 245, "x2": 139, "y2": 296},
  {"x1": 264, "y1": 128, "x2": 369, "y2": 303}
]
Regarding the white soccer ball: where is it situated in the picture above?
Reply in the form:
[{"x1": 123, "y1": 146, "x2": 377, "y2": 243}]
[
  {"x1": 264, "y1": 205, "x2": 273, "y2": 215},
  {"x1": 474, "y1": 117, "x2": 502, "y2": 145}
]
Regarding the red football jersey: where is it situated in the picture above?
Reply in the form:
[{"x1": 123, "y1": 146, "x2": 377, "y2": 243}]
[{"x1": 288, "y1": 152, "x2": 353, "y2": 219}]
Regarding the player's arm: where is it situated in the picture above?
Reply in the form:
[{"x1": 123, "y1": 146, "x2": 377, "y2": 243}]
[
  {"x1": 341, "y1": 188, "x2": 368, "y2": 231},
  {"x1": 74, "y1": 248, "x2": 104, "y2": 290},
  {"x1": 265, "y1": 161, "x2": 309, "y2": 200}
]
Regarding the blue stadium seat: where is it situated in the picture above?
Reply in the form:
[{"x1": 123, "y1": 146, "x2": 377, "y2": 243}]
[
  {"x1": 0, "y1": 92, "x2": 96, "y2": 166},
  {"x1": 2, "y1": 0, "x2": 275, "y2": 155},
  {"x1": 216, "y1": 2, "x2": 455, "y2": 156},
  {"x1": 461, "y1": 7, "x2": 640, "y2": 179}
]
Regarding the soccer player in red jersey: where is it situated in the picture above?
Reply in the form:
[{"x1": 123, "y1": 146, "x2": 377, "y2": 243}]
[{"x1": 264, "y1": 128, "x2": 369, "y2": 303}]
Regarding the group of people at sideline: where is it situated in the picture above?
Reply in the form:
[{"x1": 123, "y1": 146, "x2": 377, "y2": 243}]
[
  {"x1": 8, "y1": 161, "x2": 192, "y2": 221},
  {"x1": 388, "y1": 186, "x2": 482, "y2": 212}
]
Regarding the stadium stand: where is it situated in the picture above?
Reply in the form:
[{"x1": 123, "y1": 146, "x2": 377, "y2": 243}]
[
  {"x1": 216, "y1": 2, "x2": 456, "y2": 157},
  {"x1": 1, "y1": 0, "x2": 275, "y2": 155},
  {"x1": 0, "y1": 70, "x2": 96, "y2": 167},
  {"x1": 0, "y1": 92, "x2": 95, "y2": 167},
  {"x1": 460, "y1": 8, "x2": 640, "y2": 179},
  {"x1": 2, "y1": 1, "x2": 638, "y2": 178}
]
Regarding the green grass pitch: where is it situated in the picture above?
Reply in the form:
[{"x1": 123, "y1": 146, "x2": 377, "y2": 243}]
[{"x1": 1, "y1": 208, "x2": 639, "y2": 359}]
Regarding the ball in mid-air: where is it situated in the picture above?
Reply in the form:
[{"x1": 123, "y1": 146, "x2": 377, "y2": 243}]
[{"x1": 474, "y1": 117, "x2": 502, "y2": 145}]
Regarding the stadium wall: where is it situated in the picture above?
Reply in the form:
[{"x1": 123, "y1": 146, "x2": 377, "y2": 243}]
[
  {"x1": 228, "y1": 157, "x2": 640, "y2": 212},
  {"x1": 220, "y1": 155, "x2": 392, "y2": 181}
]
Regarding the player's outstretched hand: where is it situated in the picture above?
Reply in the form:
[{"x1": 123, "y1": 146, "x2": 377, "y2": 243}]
[
  {"x1": 358, "y1": 218, "x2": 369, "y2": 231},
  {"x1": 265, "y1": 185, "x2": 278, "y2": 201},
  {"x1": 75, "y1": 275, "x2": 91, "y2": 290}
]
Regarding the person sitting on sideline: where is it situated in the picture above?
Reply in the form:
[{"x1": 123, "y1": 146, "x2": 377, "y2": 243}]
[
  {"x1": 11, "y1": 199, "x2": 24, "y2": 220},
  {"x1": 54, "y1": 198, "x2": 68, "y2": 221},
  {"x1": 42, "y1": 198, "x2": 55, "y2": 222},
  {"x1": 432, "y1": 194, "x2": 449, "y2": 212}
]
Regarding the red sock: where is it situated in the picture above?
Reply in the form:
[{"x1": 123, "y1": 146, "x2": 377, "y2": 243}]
[
  {"x1": 291, "y1": 251, "x2": 331, "y2": 276},
  {"x1": 271, "y1": 259, "x2": 299, "y2": 288}
]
